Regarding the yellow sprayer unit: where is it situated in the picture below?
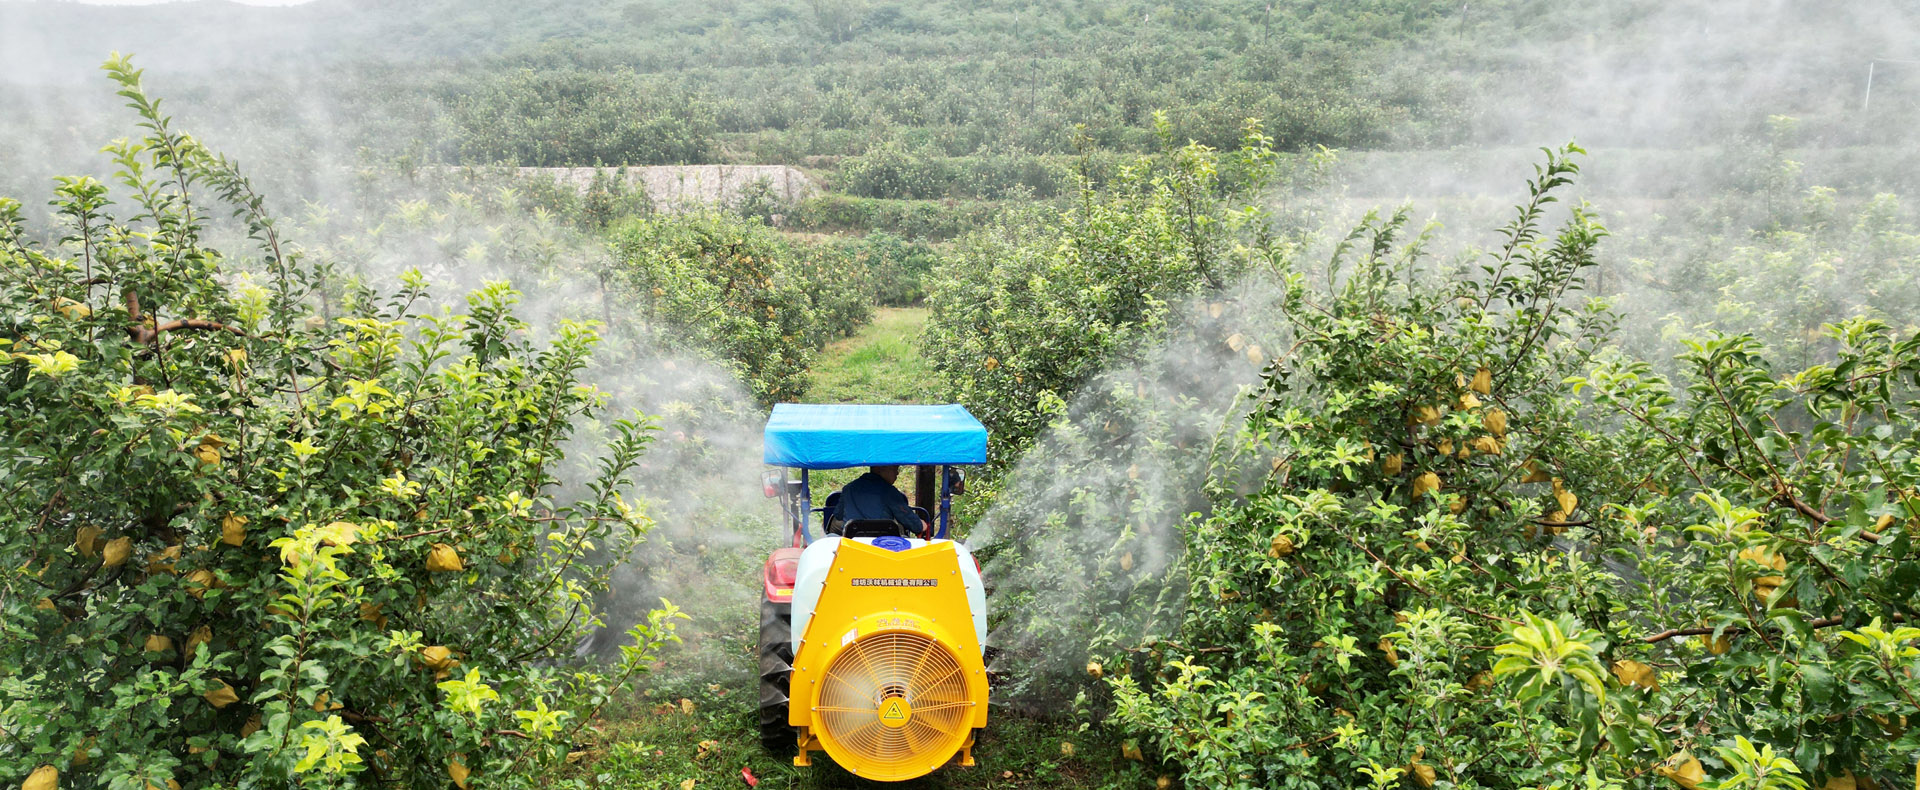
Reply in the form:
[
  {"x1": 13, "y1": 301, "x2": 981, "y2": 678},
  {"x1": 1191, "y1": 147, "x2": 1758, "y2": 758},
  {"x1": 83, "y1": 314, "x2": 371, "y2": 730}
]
[{"x1": 759, "y1": 404, "x2": 989, "y2": 781}]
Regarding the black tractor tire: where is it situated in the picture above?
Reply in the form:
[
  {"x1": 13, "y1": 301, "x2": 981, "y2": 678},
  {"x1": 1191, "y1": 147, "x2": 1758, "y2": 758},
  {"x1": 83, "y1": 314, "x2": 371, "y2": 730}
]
[{"x1": 758, "y1": 599, "x2": 796, "y2": 755}]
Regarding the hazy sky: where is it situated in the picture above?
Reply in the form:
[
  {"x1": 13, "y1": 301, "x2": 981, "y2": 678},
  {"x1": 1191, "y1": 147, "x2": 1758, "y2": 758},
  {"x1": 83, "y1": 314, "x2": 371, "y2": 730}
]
[{"x1": 28, "y1": 0, "x2": 314, "y2": 5}]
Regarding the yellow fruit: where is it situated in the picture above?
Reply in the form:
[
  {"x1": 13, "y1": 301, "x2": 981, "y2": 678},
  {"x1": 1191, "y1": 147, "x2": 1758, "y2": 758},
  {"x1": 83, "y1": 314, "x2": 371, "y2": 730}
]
[
  {"x1": 1408, "y1": 762, "x2": 1437, "y2": 788},
  {"x1": 1822, "y1": 770, "x2": 1858, "y2": 790},
  {"x1": 1466, "y1": 671, "x2": 1492, "y2": 692},
  {"x1": 1701, "y1": 629, "x2": 1732, "y2": 655},
  {"x1": 203, "y1": 680, "x2": 239, "y2": 708},
  {"x1": 360, "y1": 602, "x2": 387, "y2": 628},
  {"x1": 221, "y1": 514, "x2": 248, "y2": 547},
  {"x1": 1739, "y1": 546, "x2": 1788, "y2": 594},
  {"x1": 1458, "y1": 392, "x2": 1482, "y2": 410},
  {"x1": 144, "y1": 634, "x2": 174, "y2": 653},
  {"x1": 1437, "y1": 439, "x2": 1454, "y2": 456},
  {"x1": 1060, "y1": 741, "x2": 1075, "y2": 758},
  {"x1": 1157, "y1": 777, "x2": 1173, "y2": 790},
  {"x1": 1086, "y1": 662, "x2": 1103, "y2": 679},
  {"x1": 1378, "y1": 637, "x2": 1399, "y2": 667},
  {"x1": 1381, "y1": 453, "x2": 1404, "y2": 475},
  {"x1": 420, "y1": 645, "x2": 458, "y2": 672},
  {"x1": 186, "y1": 625, "x2": 212, "y2": 657},
  {"x1": 427, "y1": 543, "x2": 463, "y2": 572},
  {"x1": 1611, "y1": 659, "x2": 1657, "y2": 690},
  {"x1": 1269, "y1": 534, "x2": 1295, "y2": 558},
  {"x1": 1470, "y1": 437, "x2": 1502, "y2": 456},
  {"x1": 75, "y1": 526, "x2": 103, "y2": 558},
  {"x1": 34, "y1": 597, "x2": 55, "y2": 611},
  {"x1": 148, "y1": 545, "x2": 181, "y2": 575},
  {"x1": 193, "y1": 435, "x2": 225, "y2": 467},
  {"x1": 312, "y1": 692, "x2": 342, "y2": 712},
  {"x1": 1412, "y1": 406, "x2": 1442, "y2": 426},
  {"x1": 240, "y1": 714, "x2": 261, "y2": 738},
  {"x1": 984, "y1": 356, "x2": 999, "y2": 370},
  {"x1": 71, "y1": 736, "x2": 94, "y2": 766},
  {"x1": 54, "y1": 297, "x2": 92, "y2": 320},
  {"x1": 1447, "y1": 498, "x2": 1466, "y2": 515},
  {"x1": 448, "y1": 755, "x2": 470, "y2": 790},
  {"x1": 23, "y1": 765, "x2": 57, "y2": 790},
  {"x1": 1656, "y1": 752, "x2": 1704, "y2": 790},
  {"x1": 1521, "y1": 460, "x2": 1551, "y2": 484},
  {"x1": 102, "y1": 537, "x2": 132, "y2": 569},
  {"x1": 680, "y1": 698, "x2": 696, "y2": 715},
  {"x1": 1245, "y1": 345, "x2": 1265, "y2": 367},
  {"x1": 1470, "y1": 367, "x2": 1492, "y2": 395},
  {"x1": 1226, "y1": 333, "x2": 1247, "y2": 352},
  {"x1": 1119, "y1": 551, "x2": 1134, "y2": 572},
  {"x1": 1412, "y1": 472, "x2": 1440, "y2": 498},
  {"x1": 1552, "y1": 479, "x2": 1578, "y2": 516},
  {"x1": 1484, "y1": 409, "x2": 1508, "y2": 436},
  {"x1": 186, "y1": 570, "x2": 219, "y2": 599},
  {"x1": 1122, "y1": 739, "x2": 1143, "y2": 761}
]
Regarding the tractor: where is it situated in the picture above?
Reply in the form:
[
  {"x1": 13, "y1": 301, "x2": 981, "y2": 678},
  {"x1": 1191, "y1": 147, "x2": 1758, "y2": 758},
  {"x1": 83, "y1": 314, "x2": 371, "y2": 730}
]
[{"x1": 757, "y1": 403, "x2": 989, "y2": 782}]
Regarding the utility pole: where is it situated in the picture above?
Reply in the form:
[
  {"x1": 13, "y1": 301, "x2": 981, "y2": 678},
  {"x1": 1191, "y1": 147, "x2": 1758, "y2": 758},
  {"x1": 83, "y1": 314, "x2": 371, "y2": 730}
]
[{"x1": 1863, "y1": 58, "x2": 1920, "y2": 112}]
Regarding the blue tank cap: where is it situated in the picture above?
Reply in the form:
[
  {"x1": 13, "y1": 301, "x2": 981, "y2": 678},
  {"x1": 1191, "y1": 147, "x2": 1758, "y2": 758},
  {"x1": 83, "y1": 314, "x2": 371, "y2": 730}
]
[{"x1": 870, "y1": 536, "x2": 911, "y2": 552}]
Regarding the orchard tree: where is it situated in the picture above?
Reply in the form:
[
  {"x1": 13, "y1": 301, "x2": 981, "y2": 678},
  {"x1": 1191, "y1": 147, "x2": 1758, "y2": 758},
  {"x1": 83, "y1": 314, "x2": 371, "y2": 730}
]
[
  {"x1": 0, "y1": 57, "x2": 682, "y2": 790},
  {"x1": 607, "y1": 209, "x2": 871, "y2": 405},
  {"x1": 924, "y1": 114, "x2": 1277, "y2": 457},
  {"x1": 1107, "y1": 146, "x2": 1920, "y2": 787}
]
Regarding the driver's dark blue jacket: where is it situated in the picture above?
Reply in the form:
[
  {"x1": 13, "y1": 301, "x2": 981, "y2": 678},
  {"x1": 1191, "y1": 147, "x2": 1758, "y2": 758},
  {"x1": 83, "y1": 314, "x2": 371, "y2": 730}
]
[{"x1": 833, "y1": 472, "x2": 922, "y2": 531}]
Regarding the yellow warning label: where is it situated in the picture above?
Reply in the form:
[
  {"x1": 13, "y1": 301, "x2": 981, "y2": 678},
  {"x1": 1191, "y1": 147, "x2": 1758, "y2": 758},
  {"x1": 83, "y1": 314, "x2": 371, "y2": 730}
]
[{"x1": 877, "y1": 697, "x2": 912, "y2": 728}]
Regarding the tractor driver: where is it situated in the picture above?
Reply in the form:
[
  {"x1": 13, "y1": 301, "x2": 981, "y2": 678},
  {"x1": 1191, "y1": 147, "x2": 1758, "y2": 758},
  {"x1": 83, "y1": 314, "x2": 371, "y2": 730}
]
[{"x1": 833, "y1": 465, "x2": 929, "y2": 535}]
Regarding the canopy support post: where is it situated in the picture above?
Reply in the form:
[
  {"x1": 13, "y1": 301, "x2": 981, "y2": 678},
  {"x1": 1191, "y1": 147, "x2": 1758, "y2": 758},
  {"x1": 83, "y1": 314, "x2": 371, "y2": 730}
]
[
  {"x1": 938, "y1": 466, "x2": 953, "y2": 540},
  {"x1": 914, "y1": 465, "x2": 936, "y2": 536},
  {"x1": 798, "y1": 469, "x2": 812, "y2": 546}
]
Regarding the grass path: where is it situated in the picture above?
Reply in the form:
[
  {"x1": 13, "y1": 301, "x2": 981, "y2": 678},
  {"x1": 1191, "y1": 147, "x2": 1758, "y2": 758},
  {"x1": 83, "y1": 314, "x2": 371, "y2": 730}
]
[
  {"x1": 804, "y1": 307, "x2": 941, "y2": 405},
  {"x1": 800, "y1": 306, "x2": 944, "y2": 494}
]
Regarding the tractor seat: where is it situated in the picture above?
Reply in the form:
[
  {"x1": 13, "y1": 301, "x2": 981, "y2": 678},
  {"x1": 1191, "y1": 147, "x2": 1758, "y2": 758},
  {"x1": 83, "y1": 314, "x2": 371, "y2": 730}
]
[
  {"x1": 820, "y1": 492, "x2": 844, "y2": 535},
  {"x1": 840, "y1": 519, "x2": 910, "y2": 539}
]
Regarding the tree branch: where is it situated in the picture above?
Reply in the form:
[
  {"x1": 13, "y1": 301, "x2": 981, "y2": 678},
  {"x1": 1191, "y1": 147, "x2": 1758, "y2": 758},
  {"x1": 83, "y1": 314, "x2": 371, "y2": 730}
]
[
  {"x1": 1343, "y1": 531, "x2": 1520, "y2": 625},
  {"x1": 152, "y1": 318, "x2": 251, "y2": 338},
  {"x1": 1642, "y1": 612, "x2": 1907, "y2": 644},
  {"x1": 377, "y1": 527, "x2": 453, "y2": 543}
]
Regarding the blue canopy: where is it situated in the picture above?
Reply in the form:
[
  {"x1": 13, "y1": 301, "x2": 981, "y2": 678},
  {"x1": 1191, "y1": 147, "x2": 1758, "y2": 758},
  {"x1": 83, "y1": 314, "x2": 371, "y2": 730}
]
[{"x1": 763, "y1": 404, "x2": 988, "y2": 469}]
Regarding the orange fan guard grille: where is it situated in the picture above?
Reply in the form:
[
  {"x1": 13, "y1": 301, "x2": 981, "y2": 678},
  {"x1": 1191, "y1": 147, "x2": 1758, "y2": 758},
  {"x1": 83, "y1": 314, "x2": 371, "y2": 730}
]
[{"x1": 816, "y1": 630, "x2": 974, "y2": 779}]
